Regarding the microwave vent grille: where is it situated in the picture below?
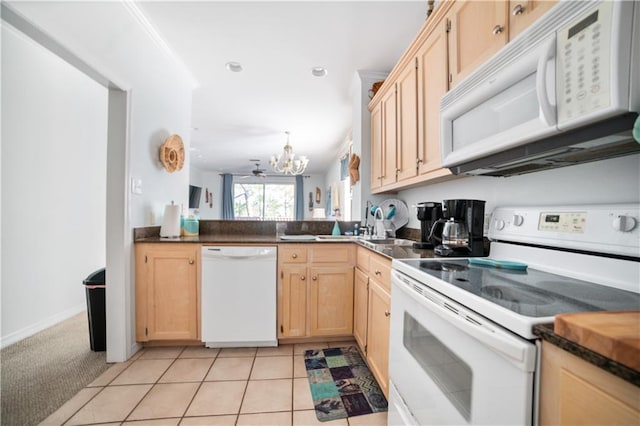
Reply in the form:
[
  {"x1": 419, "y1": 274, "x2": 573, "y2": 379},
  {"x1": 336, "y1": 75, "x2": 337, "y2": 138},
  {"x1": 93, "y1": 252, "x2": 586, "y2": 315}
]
[{"x1": 442, "y1": 1, "x2": 597, "y2": 110}]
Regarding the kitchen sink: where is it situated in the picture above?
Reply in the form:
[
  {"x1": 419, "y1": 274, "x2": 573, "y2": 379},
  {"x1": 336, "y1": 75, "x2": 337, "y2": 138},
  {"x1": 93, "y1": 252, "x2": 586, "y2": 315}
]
[
  {"x1": 359, "y1": 238, "x2": 415, "y2": 248},
  {"x1": 315, "y1": 235, "x2": 359, "y2": 241}
]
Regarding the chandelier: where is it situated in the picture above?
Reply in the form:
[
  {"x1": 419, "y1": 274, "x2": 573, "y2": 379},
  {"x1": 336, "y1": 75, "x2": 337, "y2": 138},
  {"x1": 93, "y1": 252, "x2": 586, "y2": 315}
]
[{"x1": 269, "y1": 131, "x2": 309, "y2": 175}]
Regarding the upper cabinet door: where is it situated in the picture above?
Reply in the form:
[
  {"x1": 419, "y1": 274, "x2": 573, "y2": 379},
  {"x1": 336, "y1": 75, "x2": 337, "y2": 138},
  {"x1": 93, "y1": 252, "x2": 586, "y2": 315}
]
[
  {"x1": 380, "y1": 88, "x2": 398, "y2": 187},
  {"x1": 448, "y1": 0, "x2": 508, "y2": 87},
  {"x1": 508, "y1": 0, "x2": 557, "y2": 40},
  {"x1": 396, "y1": 61, "x2": 418, "y2": 182},
  {"x1": 417, "y1": 21, "x2": 450, "y2": 176},
  {"x1": 370, "y1": 103, "x2": 383, "y2": 191}
]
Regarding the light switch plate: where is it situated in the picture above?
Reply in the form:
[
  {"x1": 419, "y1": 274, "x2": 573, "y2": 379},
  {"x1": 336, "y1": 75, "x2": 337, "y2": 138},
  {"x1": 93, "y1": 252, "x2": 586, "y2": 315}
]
[{"x1": 131, "y1": 177, "x2": 142, "y2": 194}]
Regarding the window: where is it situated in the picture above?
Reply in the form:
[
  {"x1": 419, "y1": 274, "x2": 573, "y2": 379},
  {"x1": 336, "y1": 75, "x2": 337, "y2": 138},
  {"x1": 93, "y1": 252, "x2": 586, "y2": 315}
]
[{"x1": 233, "y1": 182, "x2": 295, "y2": 220}]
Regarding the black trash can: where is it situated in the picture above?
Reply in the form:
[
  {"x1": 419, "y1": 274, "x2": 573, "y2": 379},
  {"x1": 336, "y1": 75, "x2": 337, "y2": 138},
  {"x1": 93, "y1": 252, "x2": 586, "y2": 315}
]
[{"x1": 83, "y1": 268, "x2": 106, "y2": 351}]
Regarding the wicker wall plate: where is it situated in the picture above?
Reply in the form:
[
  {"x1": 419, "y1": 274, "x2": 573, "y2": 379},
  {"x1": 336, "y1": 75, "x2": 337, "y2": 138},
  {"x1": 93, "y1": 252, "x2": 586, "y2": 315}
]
[{"x1": 160, "y1": 134, "x2": 185, "y2": 173}]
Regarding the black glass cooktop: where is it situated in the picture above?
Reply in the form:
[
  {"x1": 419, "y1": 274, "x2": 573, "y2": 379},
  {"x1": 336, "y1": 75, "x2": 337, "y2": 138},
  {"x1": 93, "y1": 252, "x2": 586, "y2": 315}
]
[{"x1": 397, "y1": 259, "x2": 640, "y2": 318}]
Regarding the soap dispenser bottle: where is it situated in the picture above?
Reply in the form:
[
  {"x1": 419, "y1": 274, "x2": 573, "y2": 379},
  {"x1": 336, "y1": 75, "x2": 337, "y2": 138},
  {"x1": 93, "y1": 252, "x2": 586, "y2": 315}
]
[{"x1": 331, "y1": 221, "x2": 341, "y2": 236}]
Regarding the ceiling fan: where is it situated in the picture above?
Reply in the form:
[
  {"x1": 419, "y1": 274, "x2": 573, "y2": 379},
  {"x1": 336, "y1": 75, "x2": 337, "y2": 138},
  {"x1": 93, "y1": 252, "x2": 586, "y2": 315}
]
[{"x1": 239, "y1": 160, "x2": 267, "y2": 179}]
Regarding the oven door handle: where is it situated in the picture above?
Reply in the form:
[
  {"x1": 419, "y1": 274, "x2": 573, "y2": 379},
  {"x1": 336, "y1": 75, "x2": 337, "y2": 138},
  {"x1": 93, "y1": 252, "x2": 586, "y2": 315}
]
[{"x1": 394, "y1": 273, "x2": 536, "y2": 372}]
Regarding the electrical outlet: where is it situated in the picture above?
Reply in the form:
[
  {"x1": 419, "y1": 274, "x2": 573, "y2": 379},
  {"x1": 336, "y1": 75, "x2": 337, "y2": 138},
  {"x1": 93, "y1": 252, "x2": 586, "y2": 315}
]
[{"x1": 483, "y1": 212, "x2": 492, "y2": 235}]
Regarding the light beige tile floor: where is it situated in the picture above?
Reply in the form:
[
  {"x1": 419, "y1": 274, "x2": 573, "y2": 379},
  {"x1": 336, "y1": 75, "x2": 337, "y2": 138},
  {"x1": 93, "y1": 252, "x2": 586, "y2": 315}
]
[{"x1": 40, "y1": 340, "x2": 388, "y2": 426}]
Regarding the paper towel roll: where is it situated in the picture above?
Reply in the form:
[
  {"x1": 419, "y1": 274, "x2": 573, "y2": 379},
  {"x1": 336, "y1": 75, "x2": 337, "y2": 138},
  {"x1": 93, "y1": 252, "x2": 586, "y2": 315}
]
[
  {"x1": 160, "y1": 203, "x2": 181, "y2": 238},
  {"x1": 312, "y1": 208, "x2": 326, "y2": 219}
]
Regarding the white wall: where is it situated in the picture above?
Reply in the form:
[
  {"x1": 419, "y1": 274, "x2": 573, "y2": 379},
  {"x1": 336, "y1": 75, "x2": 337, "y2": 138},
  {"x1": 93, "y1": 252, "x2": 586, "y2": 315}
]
[
  {"x1": 189, "y1": 166, "x2": 222, "y2": 219},
  {"x1": 1, "y1": 25, "x2": 108, "y2": 346},
  {"x1": 397, "y1": 154, "x2": 640, "y2": 230},
  {"x1": 303, "y1": 174, "x2": 326, "y2": 220},
  {"x1": 350, "y1": 71, "x2": 390, "y2": 220},
  {"x1": 128, "y1": 77, "x2": 193, "y2": 227},
  {"x1": 1, "y1": 3, "x2": 195, "y2": 361}
]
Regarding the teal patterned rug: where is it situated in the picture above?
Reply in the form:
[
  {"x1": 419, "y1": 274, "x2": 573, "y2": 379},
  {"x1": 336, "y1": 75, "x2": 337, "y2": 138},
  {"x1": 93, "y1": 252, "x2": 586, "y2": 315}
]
[{"x1": 304, "y1": 346, "x2": 388, "y2": 422}]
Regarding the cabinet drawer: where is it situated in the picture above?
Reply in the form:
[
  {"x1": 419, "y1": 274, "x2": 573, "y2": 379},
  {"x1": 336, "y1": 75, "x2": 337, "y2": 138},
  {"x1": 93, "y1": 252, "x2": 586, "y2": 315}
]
[
  {"x1": 310, "y1": 244, "x2": 355, "y2": 264},
  {"x1": 356, "y1": 246, "x2": 370, "y2": 272},
  {"x1": 369, "y1": 253, "x2": 391, "y2": 292},
  {"x1": 280, "y1": 245, "x2": 308, "y2": 263}
]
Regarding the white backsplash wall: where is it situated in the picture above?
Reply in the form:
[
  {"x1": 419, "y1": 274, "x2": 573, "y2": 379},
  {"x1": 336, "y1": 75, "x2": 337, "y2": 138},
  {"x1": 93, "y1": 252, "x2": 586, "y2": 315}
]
[{"x1": 398, "y1": 154, "x2": 640, "y2": 230}]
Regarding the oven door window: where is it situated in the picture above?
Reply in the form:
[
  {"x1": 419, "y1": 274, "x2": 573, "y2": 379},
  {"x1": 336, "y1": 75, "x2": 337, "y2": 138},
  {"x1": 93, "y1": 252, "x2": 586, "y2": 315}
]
[{"x1": 403, "y1": 312, "x2": 472, "y2": 421}]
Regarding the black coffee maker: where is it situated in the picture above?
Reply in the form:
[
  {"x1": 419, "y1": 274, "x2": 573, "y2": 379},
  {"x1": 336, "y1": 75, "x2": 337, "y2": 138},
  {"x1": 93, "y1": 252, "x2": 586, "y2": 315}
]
[
  {"x1": 412, "y1": 202, "x2": 443, "y2": 249},
  {"x1": 430, "y1": 199, "x2": 486, "y2": 257}
]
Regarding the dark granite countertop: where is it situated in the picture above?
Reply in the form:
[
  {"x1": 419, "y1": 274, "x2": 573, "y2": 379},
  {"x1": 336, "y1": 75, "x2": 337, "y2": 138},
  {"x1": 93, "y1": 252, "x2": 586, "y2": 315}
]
[
  {"x1": 133, "y1": 223, "x2": 435, "y2": 260},
  {"x1": 534, "y1": 323, "x2": 640, "y2": 387}
]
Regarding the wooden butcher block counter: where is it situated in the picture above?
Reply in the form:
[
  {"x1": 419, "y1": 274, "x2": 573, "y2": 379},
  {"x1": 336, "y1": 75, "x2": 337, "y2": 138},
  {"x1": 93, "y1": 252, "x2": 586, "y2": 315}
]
[{"x1": 554, "y1": 311, "x2": 640, "y2": 371}]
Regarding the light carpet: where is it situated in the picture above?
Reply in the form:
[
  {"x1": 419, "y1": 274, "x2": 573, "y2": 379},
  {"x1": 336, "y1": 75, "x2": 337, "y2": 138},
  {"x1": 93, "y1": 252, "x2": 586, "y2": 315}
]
[{"x1": 1, "y1": 312, "x2": 109, "y2": 426}]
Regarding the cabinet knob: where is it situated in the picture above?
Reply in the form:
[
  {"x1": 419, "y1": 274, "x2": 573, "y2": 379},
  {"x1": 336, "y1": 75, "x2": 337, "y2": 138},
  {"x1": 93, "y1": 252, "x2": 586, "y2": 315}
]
[
  {"x1": 492, "y1": 25, "x2": 504, "y2": 35},
  {"x1": 375, "y1": 270, "x2": 382, "y2": 276},
  {"x1": 312, "y1": 275, "x2": 317, "y2": 281},
  {"x1": 291, "y1": 253, "x2": 298, "y2": 259},
  {"x1": 512, "y1": 4, "x2": 525, "y2": 15},
  {"x1": 384, "y1": 311, "x2": 391, "y2": 317},
  {"x1": 189, "y1": 260, "x2": 195, "y2": 265},
  {"x1": 300, "y1": 276, "x2": 306, "y2": 281}
]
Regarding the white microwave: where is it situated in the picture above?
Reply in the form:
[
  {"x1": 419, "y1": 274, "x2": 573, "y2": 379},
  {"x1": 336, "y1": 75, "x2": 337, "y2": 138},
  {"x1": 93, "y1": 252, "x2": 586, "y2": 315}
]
[{"x1": 440, "y1": 1, "x2": 640, "y2": 176}]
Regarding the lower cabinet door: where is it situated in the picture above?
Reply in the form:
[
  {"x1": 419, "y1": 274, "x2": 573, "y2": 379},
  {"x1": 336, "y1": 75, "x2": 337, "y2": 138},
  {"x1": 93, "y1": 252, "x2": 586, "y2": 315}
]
[
  {"x1": 309, "y1": 266, "x2": 354, "y2": 336},
  {"x1": 137, "y1": 245, "x2": 198, "y2": 341},
  {"x1": 279, "y1": 265, "x2": 308, "y2": 338},
  {"x1": 367, "y1": 279, "x2": 391, "y2": 398},
  {"x1": 353, "y1": 268, "x2": 369, "y2": 352}
]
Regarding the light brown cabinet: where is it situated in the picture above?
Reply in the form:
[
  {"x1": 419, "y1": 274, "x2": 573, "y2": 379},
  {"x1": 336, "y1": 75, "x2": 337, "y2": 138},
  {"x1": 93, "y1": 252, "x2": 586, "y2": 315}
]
[
  {"x1": 366, "y1": 277, "x2": 391, "y2": 399},
  {"x1": 135, "y1": 243, "x2": 199, "y2": 342},
  {"x1": 354, "y1": 246, "x2": 391, "y2": 398},
  {"x1": 368, "y1": 2, "x2": 454, "y2": 194},
  {"x1": 369, "y1": 87, "x2": 398, "y2": 189},
  {"x1": 353, "y1": 268, "x2": 369, "y2": 350},
  {"x1": 278, "y1": 244, "x2": 355, "y2": 339},
  {"x1": 370, "y1": 103, "x2": 383, "y2": 191},
  {"x1": 396, "y1": 60, "x2": 418, "y2": 183},
  {"x1": 417, "y1": 19, "x2": 452, "y2": 180},
  {"x1": 539, "y1": 341, "x2": 640, "y2": 425},
  {"x1": 447, "y1": 0, "x2": 508, "y2": 88}
]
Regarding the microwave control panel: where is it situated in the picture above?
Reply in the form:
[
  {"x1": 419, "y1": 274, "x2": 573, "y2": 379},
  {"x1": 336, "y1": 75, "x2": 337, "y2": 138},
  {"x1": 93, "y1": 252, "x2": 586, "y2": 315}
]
[{"x1": 556, "y1": 1, "x2": 612, "y2": 124}]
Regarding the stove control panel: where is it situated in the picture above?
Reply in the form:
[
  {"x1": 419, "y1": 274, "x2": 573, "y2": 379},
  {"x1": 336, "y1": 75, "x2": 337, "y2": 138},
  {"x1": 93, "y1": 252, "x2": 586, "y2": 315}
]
[
  {"x1": 489, "y1": 204, "x2": 640, "y2": 257},
  {"x1": 538, "y1": 211, "x2": 587, "y2": 233}
]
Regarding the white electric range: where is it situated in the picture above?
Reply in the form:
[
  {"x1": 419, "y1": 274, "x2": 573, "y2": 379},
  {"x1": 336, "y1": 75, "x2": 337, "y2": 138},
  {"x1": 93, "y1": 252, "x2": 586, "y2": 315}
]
[{"x1": 388, "y1": 203, "x2": 640, "y2": 425}]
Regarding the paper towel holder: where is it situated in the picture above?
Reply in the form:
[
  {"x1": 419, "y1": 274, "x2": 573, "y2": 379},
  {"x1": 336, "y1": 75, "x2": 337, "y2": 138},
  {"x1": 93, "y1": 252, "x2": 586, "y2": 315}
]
[{"x1": 160, "y1": 201, "x2": 182, "y2": 238}]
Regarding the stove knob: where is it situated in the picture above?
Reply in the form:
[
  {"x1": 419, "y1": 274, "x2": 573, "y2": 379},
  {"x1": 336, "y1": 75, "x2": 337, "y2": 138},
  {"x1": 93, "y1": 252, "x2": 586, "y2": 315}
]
[
  {"x1": 512, "y1": 215, "x2": 524, "y2": 227},
  {"x1": 612, "y1": 215, "x2": 637, "y2": 232},
  {"x1": 495, "y1": 219, "x2": 506, "y2": 230}
]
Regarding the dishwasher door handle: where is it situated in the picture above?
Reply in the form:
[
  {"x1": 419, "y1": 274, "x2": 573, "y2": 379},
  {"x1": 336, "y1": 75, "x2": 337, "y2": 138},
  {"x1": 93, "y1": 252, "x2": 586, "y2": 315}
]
[{"x1": 208, "y1": 254, "x2": 274, "y2": 260}]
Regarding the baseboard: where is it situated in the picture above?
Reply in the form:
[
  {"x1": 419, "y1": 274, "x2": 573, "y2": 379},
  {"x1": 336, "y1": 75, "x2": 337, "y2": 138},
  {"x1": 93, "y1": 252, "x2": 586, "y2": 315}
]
[{"x1": 0, "y1": 304, "x2": 86, "y2": 349}]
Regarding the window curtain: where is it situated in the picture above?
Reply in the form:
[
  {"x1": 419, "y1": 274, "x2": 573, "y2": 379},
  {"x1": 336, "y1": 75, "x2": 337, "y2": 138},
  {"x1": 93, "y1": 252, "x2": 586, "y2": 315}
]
[
  {"x1": 295, "y1": 175, "x2": 304, "y2": 220},
  {"x1": 340, "y1": 154, "x2": 349, "y2": 181},
  {"x1": 222, "y1": 173, "x2": 234, "y2": 220}
]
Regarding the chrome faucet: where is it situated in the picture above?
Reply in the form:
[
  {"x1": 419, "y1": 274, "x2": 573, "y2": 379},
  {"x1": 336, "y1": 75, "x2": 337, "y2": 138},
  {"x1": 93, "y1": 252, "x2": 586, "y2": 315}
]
[{"x1": 373, "y1": 207, "x2": 386, "y2": 239}]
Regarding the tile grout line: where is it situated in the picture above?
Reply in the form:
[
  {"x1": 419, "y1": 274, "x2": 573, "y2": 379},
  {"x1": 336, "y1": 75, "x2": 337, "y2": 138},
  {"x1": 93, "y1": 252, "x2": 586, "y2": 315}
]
[
  {"x1": 121, "y1": 346, "x2": 186, "y2": 423},
  {"x1": 59, "y1": 348, "x2": 150, "y2": 425},
  {"x1": 179, "y1": 347, "x2": 222, "y2": 425}
]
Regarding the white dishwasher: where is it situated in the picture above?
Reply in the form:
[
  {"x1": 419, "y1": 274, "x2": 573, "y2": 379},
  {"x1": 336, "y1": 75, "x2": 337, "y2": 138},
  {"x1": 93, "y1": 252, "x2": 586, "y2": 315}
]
[{"x1": 201, "y1": 246, "x2": 277, "y2": 348}]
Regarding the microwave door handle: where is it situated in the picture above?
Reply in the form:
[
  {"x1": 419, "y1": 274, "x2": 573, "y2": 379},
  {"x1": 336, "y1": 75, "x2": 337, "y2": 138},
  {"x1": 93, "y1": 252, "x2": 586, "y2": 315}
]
[{"x1": 536, "y1": 38, "x2": 557, "y2": 126}]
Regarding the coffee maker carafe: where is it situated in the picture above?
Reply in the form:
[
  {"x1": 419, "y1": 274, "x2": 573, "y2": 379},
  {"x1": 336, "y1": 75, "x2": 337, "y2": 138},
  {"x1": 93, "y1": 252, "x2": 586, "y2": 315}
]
[
  {"x1": 412, "y1": 202, "x2": 443, "y2": 249},
  {"x1": 430, "y1": 199, "x2": 486, "y2": 257}
]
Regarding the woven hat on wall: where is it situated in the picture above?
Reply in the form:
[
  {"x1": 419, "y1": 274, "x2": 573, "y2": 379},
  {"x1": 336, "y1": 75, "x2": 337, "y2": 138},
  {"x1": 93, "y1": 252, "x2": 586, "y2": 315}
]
[
  {"x1": 159, "y1": 134, "x2": 185, "y2": 173},
  {"x1": 349, "y1": 153, "x2": 360, "y2": 186}
]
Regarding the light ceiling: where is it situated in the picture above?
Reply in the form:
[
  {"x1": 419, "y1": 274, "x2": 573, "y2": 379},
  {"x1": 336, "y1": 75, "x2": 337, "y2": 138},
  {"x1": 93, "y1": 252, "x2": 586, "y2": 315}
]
[{"x1": 7, "y1": 1, "x2": 428, "y2": 175}]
